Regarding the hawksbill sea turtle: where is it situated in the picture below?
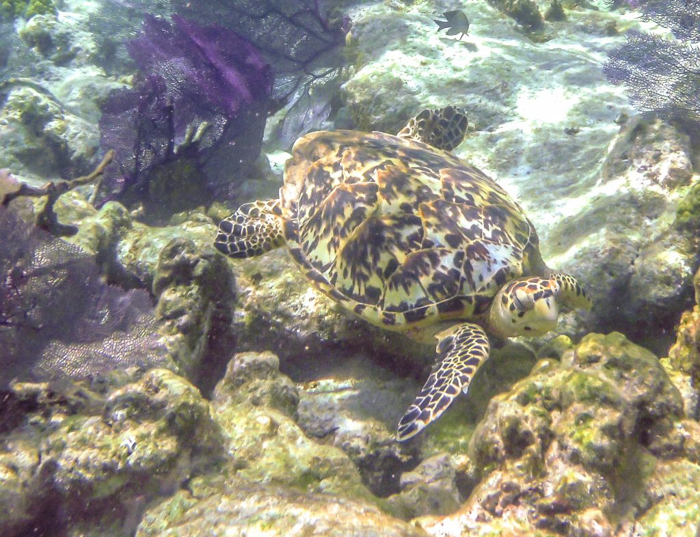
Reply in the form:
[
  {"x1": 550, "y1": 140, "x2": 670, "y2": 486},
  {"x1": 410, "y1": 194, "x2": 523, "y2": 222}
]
[{"x1": 214, "y1": 106, "x2": 592, "y2": 441}]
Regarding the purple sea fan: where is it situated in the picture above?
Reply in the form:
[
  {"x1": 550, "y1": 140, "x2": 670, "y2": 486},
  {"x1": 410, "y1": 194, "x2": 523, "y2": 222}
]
[
  {"x1": 604, "y1": 31, "x2": 700, "y2": 121},
  {"x1": 126, "y1": 15, "x2": 273, "y2": 127},
  {"x1": 97, "y1": 15, "x2": 273, "y2": 216},
  {"x1": 0, "y1": 203, "x2": 170, "y2": 388}
]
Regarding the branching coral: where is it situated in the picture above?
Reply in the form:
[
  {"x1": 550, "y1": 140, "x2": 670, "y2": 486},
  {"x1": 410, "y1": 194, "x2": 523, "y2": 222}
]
[
  {"x1": 1, "y1": 151, "x2": 114, "y2": 236},
  {"x1": 96, "y1": 15, "x2": 273, "y2": 218},
  {"x1": 604, "y1": 0, "x2": 700, "y2": 121}
]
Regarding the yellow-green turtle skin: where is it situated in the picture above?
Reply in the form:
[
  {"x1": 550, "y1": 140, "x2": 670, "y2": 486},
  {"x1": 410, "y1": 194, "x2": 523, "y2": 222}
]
[{"x1": 278, "y1": 129, "x2": 540, "y2": 332}]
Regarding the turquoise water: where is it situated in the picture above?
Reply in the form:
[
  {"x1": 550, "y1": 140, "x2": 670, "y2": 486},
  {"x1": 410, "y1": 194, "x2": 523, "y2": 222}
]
[{"x1": 1, "y1": 1, "x2": 699, "y2": 535}]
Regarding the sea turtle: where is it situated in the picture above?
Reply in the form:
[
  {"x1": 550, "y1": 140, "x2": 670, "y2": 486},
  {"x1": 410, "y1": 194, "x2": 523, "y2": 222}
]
[{"x1": 214, "y1": 107, "x2": 591, "y2": 441}]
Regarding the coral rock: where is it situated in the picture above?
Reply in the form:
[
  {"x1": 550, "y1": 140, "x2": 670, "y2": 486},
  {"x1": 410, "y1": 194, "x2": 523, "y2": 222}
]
[{"x1": 417, "y1": 333, "x2": 692, "y2": 536}]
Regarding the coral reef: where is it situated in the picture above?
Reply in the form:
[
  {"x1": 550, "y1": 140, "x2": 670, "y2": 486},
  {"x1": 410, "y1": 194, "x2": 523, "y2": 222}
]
[
  {"x1": 0, "y1": 1, "x2": 699, "y2": 536},
  {"x1": 0, "y1": 369, "x2": 223, "y2": 537},
  {"x1": 135, "y1": 350, "x2": 423, "y2": 536}
]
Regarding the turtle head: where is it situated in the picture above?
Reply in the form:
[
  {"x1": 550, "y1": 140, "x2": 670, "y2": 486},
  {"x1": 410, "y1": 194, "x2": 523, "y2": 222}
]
[{"x1": 487, "y1": 278, "x2": 560, "y2": 338}]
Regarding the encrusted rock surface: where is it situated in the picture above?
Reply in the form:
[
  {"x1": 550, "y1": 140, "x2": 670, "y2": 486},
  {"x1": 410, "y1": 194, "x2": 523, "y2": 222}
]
[
  {"x1": 134, "y1": 350, "x2": 426, "y2": 536},
  {"x1": 416, "y1": 332, "x2": 700, "y2": 536},
  {"x1": 136, "y1": 476, "x2": 427, "y2": 537},
  {"x1": 668, "y1": 267, "x2": 700, "y2": 400},
  {"x1": 0, "y1": 369, "x2": 223, "y2": 537},
  {"x1": 60, "y1": 197, "x2": 236, "y2": 383}
]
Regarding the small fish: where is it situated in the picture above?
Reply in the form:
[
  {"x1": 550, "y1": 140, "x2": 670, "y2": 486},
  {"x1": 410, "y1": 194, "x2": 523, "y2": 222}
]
[{"x1": 434, "y1": 10, "x2": 470, "y2": 41}]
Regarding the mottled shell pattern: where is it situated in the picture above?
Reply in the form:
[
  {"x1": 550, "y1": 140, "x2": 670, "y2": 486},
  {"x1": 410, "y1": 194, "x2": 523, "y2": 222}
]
[{"x1": 279, "y1": 130, "x2": 539, "y2": 331}]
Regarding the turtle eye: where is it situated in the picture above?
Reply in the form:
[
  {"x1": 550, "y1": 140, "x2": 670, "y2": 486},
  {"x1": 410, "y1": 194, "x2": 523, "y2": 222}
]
[{"x1": 512, "y1": 295, "x2": 525, "y2": 311}]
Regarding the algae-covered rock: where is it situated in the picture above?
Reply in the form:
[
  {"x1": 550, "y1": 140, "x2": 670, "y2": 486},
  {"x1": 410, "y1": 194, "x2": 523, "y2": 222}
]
[
  {"x1": 213, "y1": 351, "x2": 375, "y2": 502},
  {"x1": 152, "y1": 237, "x2": 235, "y2": 382},
  {"x1": 0, "y1": 370, "x2": 224, "y2": 537},
  {"x1": 50, "y1": 370, "x2": 223, "y2": 499},
  {"x1": 416, "y1": 332, "x2": 692, "y2": 536},
  {"x1": 213, "y1": 351, "x2": 299, "y2": 416},
  {"x1": 387, "y1": 453, "x2": 462, "y2": 519},
  {"x1": 669, "y1": 306, "x2": 700, "y2": 389},
  {"x1": 544, "y1": 0, "x2": 566, "y2": 22},
  {"x1": 0, "y1": 0, "x2": 55, "y2": 21},
  {"x1": 676, "y1": 181, "x2": 700, "y2": 234},
  {"x1": 488, "y1": 0, "x2": 545, "y2": 31},
  {"x1": 296, "y1": 358, "x2": 420, "y2": 497},
  {"x1": 136, "y1": 476, "x2": 427, "y2": 537},
  {"x1": 667, "y1": 266, "x2": 700, "y2": 413},
  {"x1": 133, "y1": 350, "x2": 427, "y2": 536},
  {"x1": 0, "y1": 86, "x2": 99, "y2": 179}
]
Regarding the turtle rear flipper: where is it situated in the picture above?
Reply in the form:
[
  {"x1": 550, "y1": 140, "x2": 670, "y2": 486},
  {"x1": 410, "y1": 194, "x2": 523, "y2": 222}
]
[
  {"x1": 396, "y1": 106, "x2": 469, "y2": 151},
  {"x1": 215, "y1": 199, "x2": 284, "y2": 258},
  {"x1": 397, "y1": 322, "x2": 490, "y2": 441}
]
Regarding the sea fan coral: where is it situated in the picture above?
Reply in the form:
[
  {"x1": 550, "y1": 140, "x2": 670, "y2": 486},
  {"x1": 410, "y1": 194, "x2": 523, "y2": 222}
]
[
  {"x1": 0, "y1": 202, "x2": 169, "y2": 388},
  {"x1": 95, "y1": 0, "x2": 347, "y2": 149},
  {"x1": 604, "y1": 1, "x2": 700, "y2": 121},
  {"x1": 218, "y1": 0, "x2": 347, "y2": 145},
  {"x1": 637, "y1": 0, "x2": 700, "y2": 41},
  {"x1": 96, "y1": 15, "x2": 273, "y2": 215}
]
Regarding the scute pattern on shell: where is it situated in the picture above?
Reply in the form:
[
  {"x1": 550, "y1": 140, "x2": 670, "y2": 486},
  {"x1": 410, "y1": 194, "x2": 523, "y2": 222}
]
[{"x1": 281, "y1": 130, "x2": 537, "y2": 329}]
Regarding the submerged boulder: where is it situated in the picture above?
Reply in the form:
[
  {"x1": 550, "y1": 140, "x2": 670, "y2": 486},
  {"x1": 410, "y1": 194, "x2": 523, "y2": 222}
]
[
  {"x1": 0, "y1": 369, "x2": 224, "y2": 537},
  {"x1": 135, "y1": 350, "x2": 426, "y2": 536},
  {"x1": 416, "y1": 333, "x2": 700, "y2": 536}
]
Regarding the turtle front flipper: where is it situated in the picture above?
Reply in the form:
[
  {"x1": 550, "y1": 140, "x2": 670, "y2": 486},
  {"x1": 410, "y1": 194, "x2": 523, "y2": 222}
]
[
  {"x1": 545, "y1": 270, "x2": 592, "y2": 311},
  {"x1": 397, "y1": 322, "x2": 490, "y2": 441},
  {"x1": 214, "y1": 199, "x2": 284, "y2": 258},
  {"x1": 396, "y1": 106, "x2": 469, "y2": 151}
]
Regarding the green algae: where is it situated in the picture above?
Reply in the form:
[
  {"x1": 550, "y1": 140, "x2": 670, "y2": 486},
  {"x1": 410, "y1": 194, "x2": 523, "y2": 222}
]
[
  {"x1": 676, "y1": 181, "x2": 700, "y2": 232},
  {"x1": 0, "y1": 0, "x2": 55, "y2": 20}
]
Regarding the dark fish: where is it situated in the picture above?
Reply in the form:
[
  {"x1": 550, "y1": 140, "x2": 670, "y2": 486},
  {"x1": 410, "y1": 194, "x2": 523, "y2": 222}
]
[{"x1": 434, "y1": 10, "x2": 470, "y2": 40}]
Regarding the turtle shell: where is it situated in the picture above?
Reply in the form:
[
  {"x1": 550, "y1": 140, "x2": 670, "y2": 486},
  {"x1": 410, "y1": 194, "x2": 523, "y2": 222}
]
[{"x1": 279, "y1": 130, "x2": 538, "y2": 330}]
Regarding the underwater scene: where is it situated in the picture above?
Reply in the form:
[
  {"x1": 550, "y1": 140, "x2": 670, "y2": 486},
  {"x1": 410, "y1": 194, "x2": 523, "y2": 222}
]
[{"x1": 0, "y1": 0, "x2": 699, "y2": 535}]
